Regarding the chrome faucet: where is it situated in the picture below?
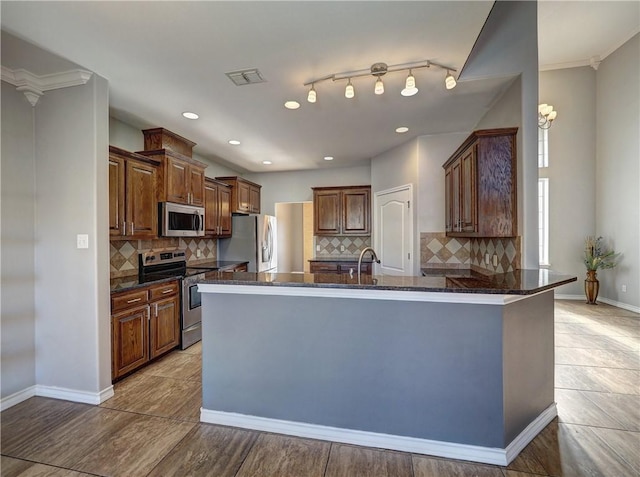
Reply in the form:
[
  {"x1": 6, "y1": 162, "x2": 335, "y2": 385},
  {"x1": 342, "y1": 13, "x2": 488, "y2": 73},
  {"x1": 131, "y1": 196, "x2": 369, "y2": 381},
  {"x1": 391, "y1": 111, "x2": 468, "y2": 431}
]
[{"x1": 358, "y1": 247, "x2": 381, "y2": 282}]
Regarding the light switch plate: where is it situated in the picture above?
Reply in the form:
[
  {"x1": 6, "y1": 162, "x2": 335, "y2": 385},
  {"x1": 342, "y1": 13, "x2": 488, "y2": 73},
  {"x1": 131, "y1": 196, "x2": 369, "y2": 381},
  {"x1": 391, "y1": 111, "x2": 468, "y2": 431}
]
[{"x1": 77, "y1": 234, "x2": 89, "y2": 249}]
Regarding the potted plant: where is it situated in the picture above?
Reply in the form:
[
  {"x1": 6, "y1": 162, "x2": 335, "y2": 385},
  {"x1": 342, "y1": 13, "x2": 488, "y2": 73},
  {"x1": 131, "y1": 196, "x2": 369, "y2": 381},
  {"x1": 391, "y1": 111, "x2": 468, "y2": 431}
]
[{"x1": 583, "y1": 236, "x2": 619, "y2": 304}]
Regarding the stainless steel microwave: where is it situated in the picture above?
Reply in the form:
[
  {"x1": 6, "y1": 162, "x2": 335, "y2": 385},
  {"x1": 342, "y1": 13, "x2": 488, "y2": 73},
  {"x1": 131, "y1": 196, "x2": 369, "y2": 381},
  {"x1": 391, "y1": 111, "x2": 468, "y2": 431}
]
[{"x1": 159, "y1": 202, "x2": 205, "y2": 237}]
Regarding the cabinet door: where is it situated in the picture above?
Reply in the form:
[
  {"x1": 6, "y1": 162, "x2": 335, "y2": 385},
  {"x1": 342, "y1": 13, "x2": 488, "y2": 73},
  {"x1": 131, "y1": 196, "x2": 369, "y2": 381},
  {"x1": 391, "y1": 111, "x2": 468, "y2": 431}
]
[
  {"x1": 150, "y1": 295, "x2": 180, "y2": 359},
  {"x1": 460, "y1": 148, "x2": 477, "y2": 233},
  {"x1": 237, "y1": 181, "x2": 251, "y2": 213},
  {"x1": 112, "y1": 305, "x2": 149, "y2": 380},
  {"x1": 314, "y1": 190, "x2": 341, "y2": 235},
  {"x1": 249, "y1": 185, "x2": 261, "y2": 214},
  {"x1": 126, "y1": 160, "x2": 158, "y2": 238},
  {"x1": 219, "y1": 185, "x2": 232, "y2": 236},
  {"x1": 205, "y1": 181, "x2": 220, "y2": 236},
  {"x1": 109, "y1": 155, "x2": 125, "y2": 237},
  {"x1": 444, "y1": 166, "x2": 452, "y2": 233},
  {"x1": 342, "y1": 189, "x2": 370, "y2": 235},
  {"x1": 189, "y1": 166, "x2": 205, "y2": 206},
  {"x1": 166, "y1": 156, "x2": 189, "y2": 204},
  {"x1": 451, "y1": 158, "x2": 462, "y2": 233}
]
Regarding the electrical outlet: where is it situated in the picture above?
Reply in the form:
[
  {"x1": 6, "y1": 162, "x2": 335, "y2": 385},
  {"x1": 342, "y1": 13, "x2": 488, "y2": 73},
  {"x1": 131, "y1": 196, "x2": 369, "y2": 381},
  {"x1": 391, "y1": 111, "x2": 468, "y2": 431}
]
[
  {"x1": 340, "y1": 245, "x2": 345, "y2": 252},
  {"x1": 485, "y1": 253, "x2": 490, "y2": 265},
  {"x1": 76, "y1": 234, "x2": 89, "y2": 249},
  {"x1": 316, "y1": 245, "x2": 320, "y2": 252},
  {"x1": 621, "y1": 285, "x2": 627, "y2": 293},
  {"x1": 492, "y1": 254, "x2": 498, "y2": 267},
  {"x1": 196, "y1": 249, "x2": 202, "y2": 258}
]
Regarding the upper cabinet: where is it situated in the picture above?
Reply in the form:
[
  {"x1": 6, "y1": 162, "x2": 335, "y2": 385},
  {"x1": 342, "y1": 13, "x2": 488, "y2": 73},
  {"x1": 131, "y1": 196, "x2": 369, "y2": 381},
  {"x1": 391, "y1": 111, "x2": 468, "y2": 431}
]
[
  {"x1": 138, "y1": 128, "x2": 206, "y2": 206},
  {"x1": 312, "y1": 186, "x2": 371, "y2": 236},
  {"x1": 204, "y1": 178, "x2": 232, "y2": 237},
  {"x1": 215, "y1": 176, "x2": 261, "y2": 214},
  {"x1": 109, "y1": 146, "x2": 160, "y2": 239},
  {"x1": 443, "y1": 128, "x2": 518, "y2": 238}
]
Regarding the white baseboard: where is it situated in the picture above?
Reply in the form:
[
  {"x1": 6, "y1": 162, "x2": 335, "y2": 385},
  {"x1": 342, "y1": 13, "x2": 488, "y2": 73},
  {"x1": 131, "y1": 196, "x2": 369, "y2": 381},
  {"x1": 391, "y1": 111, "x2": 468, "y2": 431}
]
[
  {"x1": 0, "y1": 386, "x2": 37, "y2": 411},
  {"x1": 201, "y1": 403, "x2": 557, "y2": 466},
  {"x1": 1, "y1": 384, "x2": 114, "y2": 411},
  {"x1": 555, "y1": 294, "x2": 639, "y2": 314}
]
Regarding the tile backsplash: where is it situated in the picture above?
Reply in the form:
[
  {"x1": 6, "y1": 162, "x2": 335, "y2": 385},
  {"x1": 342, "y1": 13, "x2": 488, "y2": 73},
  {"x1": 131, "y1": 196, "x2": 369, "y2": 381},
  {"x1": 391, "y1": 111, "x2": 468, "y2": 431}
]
[
  {"x1": 420, "y1": 232, "x2": 521, "y2": 273},
  {"x1": 314, "y1": 236, "x2": 371, "y2": 257},
  {"x1": 110, "y1": 238, "x2": 217, "y2": 278}
]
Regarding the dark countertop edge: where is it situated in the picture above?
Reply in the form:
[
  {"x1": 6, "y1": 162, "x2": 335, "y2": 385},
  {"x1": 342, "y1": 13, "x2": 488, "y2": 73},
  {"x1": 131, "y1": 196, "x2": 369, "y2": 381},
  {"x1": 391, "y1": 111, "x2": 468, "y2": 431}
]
[
  {"x1": 309, "y1": 257, "x2": 374, "y2": 262},
  {"x1": 199, "y1": 272, "x2": 577, "y2": 296}
]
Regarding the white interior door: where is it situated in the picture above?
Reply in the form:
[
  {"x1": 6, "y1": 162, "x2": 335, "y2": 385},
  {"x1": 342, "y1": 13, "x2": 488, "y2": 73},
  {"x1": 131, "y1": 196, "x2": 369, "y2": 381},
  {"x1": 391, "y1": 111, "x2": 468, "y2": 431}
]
[{"x1": 374, "y1": 185, "x2": 413, "y2": 276}]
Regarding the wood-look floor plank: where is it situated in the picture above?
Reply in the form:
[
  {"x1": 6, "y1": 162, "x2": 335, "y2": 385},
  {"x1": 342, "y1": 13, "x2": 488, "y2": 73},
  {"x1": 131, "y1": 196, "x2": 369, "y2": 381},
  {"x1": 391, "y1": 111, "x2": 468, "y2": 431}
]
[
  {"x1": 556, "y1": 364, "x2": 639, "y2": 394},
  {"x1": 555, "y1": 389, "x2": 629, "y2": 429},
  {"x1": 555, "y1": 333, "x2": 630, "y2": 351},
  {"x1": 235, "y1": 433, "x2": 330, "y2": 477},
  {"x1": 580, "y1": 390, "x2": 640, "y2": 431},
  {"x1": 0, "y1": 398, "x2": 93, "y2": 457},
  {"x1": 587, "y1": 427, "x2": 640, "y2": 474},
  {"x1": 146, "y1": 424, "x2": 257, "y2": 477},
  {"x1": 69, "y1": 413, "x2": 195, "y2": 477},
  {"x1": 0, "y1": 456, "x2": 95, "y2": 477},
  {"x1": 506, "y1": 440, "x2": 549, "y2": 475},
  {"x1": 100, "y1": 373, "x2": 202, "y2": 421},
  {"x1": 525, "y1": 421, "x2": 637, "y2": 477},
  {"x1": 139, "y1": 351, "x2": 202, "y2": 381},
  {"x1": 555, "y1": 346, "x2": 640, "y2": 369},
  {"x1": 504, "y1": 471, "x2": 551, "y2": 477},
  {"x1": 412, "y1": 455, "x2": 503, "y2": 477},
  {"x1": 324, "y1": 443, "x2": 412, "y2": 477}
]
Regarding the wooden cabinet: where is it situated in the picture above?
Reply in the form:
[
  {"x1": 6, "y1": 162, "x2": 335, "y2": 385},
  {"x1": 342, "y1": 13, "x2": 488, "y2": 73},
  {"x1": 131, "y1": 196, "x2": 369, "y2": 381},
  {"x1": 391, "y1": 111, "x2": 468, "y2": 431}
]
[
  {"x1": 205, "y1": 178, "x2": 232, "y2": 237},
  {"x1": 443, "y1": 128, "x2": 517, "y2": 237},
  {"x1": 309, "y1": 260, "x2": 372, "y2": 275},
  {"x1": 110, "y1": 280, "x2": 180, "y2": 381},
  {"x1": 215, "y1": 176, "x2": 261, "y2": 214},
  {"x1": 109, "y1": 146, "x2": 160, "y2": 240},
  {"x1": 138, "y1": 149, "x2": 207, "y2": 206},
  {"x1": 312, "y1": 186, "x2": 371, "y2": 236}
]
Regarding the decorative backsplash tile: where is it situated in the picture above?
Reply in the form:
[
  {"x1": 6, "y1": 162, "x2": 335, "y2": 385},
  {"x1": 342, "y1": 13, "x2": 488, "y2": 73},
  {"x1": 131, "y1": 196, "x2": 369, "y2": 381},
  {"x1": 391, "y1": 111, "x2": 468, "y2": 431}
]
[
  {"x1": 314, "y1": 236, "x2": 371, "y2": 257},
  {"x1": 420, "y1": 232, "x2": 521, "y2": 273},
  {"x1": 110, "y1": 238, "x2": 217, "y2": 278}
]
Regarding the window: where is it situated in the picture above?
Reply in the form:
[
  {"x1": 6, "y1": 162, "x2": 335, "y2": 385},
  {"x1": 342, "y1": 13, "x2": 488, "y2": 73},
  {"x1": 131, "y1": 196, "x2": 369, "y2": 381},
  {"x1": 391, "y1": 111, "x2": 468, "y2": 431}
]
[
  {"x1": 538, "y1": 127, "x2": 549, "y2": 168},
  {"x1": 538, "y1": 178, "x2": 549, "y2": 266}
]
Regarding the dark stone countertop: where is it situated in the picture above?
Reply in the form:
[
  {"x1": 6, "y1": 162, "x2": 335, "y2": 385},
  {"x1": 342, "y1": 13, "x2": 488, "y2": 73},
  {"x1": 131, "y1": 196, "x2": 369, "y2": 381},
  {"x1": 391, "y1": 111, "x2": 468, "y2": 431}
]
[
  {"x1": 198, "y1": 268, "x2": 577, "y2": 295},
  {"x1": 110, "y1": 261, "x2": 248, "y2": 294}
]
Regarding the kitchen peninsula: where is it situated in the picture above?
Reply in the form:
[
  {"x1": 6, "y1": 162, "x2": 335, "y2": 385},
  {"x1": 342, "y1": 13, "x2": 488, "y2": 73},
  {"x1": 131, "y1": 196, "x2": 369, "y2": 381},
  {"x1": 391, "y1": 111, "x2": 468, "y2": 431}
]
[{"x1": 198, "y1": 270, "x2": 575, "y2": 466}]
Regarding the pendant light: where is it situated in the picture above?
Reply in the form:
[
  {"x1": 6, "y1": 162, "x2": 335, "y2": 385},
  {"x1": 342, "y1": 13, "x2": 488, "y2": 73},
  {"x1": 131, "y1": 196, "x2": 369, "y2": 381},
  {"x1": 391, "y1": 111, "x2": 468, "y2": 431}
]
[
  {"x1": 374, "y1": 77, "x2": 384, "y2": 95},
  {"x1": 401, "y1": 70, "x2": 418, "y2": 97}
]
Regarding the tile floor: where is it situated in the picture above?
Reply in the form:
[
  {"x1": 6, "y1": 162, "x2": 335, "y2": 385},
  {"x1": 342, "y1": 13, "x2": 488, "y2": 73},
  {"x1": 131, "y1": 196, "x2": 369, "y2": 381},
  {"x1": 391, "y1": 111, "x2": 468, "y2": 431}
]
[{"x1": 1, "y1": 300, "x2": 638, "y2": 476}]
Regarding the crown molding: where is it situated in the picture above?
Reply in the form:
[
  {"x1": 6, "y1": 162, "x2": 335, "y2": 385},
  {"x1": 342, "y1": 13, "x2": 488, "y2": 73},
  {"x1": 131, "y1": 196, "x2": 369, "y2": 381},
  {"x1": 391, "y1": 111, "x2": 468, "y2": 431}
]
[{"x1": 1, "y1": 66, "x2": 93, "y2": 106}]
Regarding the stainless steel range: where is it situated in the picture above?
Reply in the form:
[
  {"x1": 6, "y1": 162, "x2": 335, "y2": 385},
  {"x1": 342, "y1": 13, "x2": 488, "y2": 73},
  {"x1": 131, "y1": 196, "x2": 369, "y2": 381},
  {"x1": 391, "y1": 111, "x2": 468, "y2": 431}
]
[{"x1": 138, "y1": 249, "x2": 216, "y2": 349}]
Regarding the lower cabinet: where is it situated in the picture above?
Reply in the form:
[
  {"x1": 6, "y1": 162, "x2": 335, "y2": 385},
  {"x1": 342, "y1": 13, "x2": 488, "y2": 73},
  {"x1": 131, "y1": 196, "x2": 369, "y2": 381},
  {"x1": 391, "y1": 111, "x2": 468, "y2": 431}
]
[
  {"x1": 309, "y1": 260, "x2": 372, "y2": 275},
  {"x1": 111, "y1": 280, "x2": 180, "y2": 381}
]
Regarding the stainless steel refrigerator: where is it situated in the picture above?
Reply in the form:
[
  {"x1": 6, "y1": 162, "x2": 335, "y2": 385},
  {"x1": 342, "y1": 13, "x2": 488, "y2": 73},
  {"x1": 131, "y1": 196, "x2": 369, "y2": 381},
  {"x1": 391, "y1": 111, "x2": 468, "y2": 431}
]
[{"x1": 218, "y1": 215, "x2": 277, "y2": 272}]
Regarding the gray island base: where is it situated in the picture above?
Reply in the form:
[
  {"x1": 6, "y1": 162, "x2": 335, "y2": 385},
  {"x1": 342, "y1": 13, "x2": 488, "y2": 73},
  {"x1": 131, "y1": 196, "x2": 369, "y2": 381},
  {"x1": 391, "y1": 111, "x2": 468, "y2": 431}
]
[{"x1": 199, "y1": 272, "x2": 573, "y2": 465}]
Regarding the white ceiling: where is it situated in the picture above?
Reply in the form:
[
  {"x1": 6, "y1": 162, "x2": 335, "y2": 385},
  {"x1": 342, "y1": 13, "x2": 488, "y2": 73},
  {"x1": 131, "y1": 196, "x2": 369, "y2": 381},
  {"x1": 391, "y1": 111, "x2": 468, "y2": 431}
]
[{"x1": 2, "y1": 1, "x2": 638, "y2": 173}]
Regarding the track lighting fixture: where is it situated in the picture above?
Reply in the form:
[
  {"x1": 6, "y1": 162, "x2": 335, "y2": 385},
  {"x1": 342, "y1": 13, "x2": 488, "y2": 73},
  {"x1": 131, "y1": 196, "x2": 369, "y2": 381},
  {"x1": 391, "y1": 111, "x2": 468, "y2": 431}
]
[
  {"x1": 303, "y1": 59, "x2": 456, "y2": 103},
  {"x1": 538, "y1": 104, "x2": 557, "y2": 129}
]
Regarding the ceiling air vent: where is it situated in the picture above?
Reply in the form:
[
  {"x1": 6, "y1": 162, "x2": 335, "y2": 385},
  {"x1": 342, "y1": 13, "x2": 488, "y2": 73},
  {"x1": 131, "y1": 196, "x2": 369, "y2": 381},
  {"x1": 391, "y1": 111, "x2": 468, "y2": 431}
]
[{"x1": 225, "y1": 68, "x2": 266, "y2": 86}]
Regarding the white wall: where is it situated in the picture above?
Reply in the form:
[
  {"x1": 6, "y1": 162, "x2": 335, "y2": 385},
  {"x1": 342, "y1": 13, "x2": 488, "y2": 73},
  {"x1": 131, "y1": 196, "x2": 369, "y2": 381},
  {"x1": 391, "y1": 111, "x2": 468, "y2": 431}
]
[
  {"x1": 1, "y1": 82, "x2": 37, "y2": 401},
  {"x1": 245, "y1": 165, "x2": 371, "y2": 216},
  {"x1": 595, "y1": 34, "x2": 639, "y2": 309},
  {"x1": 275, "y1": 202, "x2": 304, "y2": 273},
  {"x1": 539, "y1": 67, "x2": 597, "y2": 296},
  {"x1": 460, "y1": 1, "x2": 539, "y2": 268},
  {"x1": 34, "y1": 74, "x2": 112, "y2": 396}
]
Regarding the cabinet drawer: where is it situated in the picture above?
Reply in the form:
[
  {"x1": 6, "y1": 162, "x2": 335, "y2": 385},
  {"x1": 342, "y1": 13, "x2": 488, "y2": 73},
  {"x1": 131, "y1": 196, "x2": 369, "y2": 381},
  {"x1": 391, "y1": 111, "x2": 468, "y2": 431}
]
[
  {"x1": 310, "y1": 262, "x2": 339, "y2": 273},
  {"x1": 111, "y1": 289, "x2": 149, "y2": 312},
  {"x1": 149, "y1": 281, "x2": 179, "y2": 300}
]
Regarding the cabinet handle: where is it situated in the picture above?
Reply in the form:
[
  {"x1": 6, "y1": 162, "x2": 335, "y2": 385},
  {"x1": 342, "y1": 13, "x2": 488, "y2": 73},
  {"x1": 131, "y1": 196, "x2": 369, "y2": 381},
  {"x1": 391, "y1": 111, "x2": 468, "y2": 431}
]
[
  {"x1": 154, "y1": 303, "x2": 158, "y2": 317},
  {"x1": 130, "y1": 222, "x2": 134, "y2": 235},
  {"x1": 161, "y1": 289, "x2": 173, "y2": 294},
  {"x1": 127, "y1": 298, "x2": 142, "y2": 304},
  {"x1": 122, "y1": 220, "x2": 126, "y2": 235}
]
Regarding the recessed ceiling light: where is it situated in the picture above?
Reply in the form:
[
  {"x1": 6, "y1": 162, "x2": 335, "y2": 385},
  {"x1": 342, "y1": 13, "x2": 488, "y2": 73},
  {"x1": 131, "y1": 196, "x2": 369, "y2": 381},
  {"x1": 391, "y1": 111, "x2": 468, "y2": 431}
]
[
  {"x1": 182, "y1": 111, "x2": 199, "y2": 120},
  {"x1": 324, "y1": 156, "x2": 334, "y2": 161},
  {"x1": 262, "y1": 160, "x2": 272, "y2": 165},
  {"x1": 395, "y1": 127, "x2": 409, "y2": 133},
  {"x1": 284, "y1": 101, "x2": 300, "y2": 110},
  {"x1": 228, "y1": 140, "x2": 241, "y2": 145}
]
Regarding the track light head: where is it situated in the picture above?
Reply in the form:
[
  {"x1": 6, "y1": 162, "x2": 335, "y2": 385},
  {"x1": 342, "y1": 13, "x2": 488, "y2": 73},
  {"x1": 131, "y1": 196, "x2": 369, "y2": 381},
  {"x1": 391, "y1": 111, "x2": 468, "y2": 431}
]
[
  {"x1": 307, "y1": 84, "x2": 316, "y2": 103},
  {"x1": 345, "y1": 79, "x2": 355, "y2": 99},
  {"x1": 445, "y1": 71, "x2": 457, "y2": 90}
]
